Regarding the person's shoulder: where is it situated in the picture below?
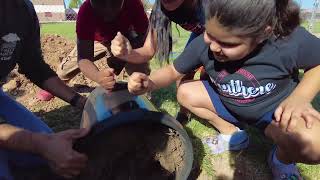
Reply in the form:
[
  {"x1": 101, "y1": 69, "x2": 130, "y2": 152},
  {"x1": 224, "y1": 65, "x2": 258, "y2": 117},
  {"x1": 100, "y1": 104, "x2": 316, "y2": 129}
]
[
  {"x1": 190, "y1": 34, "x2": 207, "y2": 51},
  {"x1": 21, "y1": 0, "x2": 39, "y2": 28},
  {"x1": 78, "y1": 0, "x2": 93, "y2": 16},
  {"x1": 22, "y1": 0, "x2": 36, "y2": 18},
  {"x1": 77, "y1": 0, "x2": 95, "y2": 23},
  {"x1": 126, "y1": 0, "x2": 144, "y2": 9},
  {"x1": 288, "y1": 26, "x2": 317, "y2": 41},
  {"x1": 23, "y1": 0, "x2": 34, "y2": 10}
]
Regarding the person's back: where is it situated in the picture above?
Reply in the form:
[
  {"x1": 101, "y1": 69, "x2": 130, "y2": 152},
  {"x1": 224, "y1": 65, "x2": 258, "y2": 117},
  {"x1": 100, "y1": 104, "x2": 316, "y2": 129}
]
[{"x1": 0, "y1": 0, "x2": 55, "y2": 85}]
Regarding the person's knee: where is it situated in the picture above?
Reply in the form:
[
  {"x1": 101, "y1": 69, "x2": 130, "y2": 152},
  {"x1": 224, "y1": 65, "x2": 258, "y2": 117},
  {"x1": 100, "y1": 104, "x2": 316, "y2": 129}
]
[
  {"x1": 285, "y1": 130, "x2": 320, "y2": 164},
  {"x1": 177, "y1": 84, "x2": 193, "y2": 107},
  {"x1": 297, "y1": 133, "x2": 320, "y2": 163}
]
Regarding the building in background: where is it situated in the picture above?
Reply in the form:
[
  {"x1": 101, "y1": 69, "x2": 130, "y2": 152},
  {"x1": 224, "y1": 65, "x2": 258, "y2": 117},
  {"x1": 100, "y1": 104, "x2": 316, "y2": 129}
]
[
  {"x1": 31, "y1": 0, "x2": 66, "y2": 22},
  {"x1": 31, "y1": 0, "x2": 152, "y2": 22}
]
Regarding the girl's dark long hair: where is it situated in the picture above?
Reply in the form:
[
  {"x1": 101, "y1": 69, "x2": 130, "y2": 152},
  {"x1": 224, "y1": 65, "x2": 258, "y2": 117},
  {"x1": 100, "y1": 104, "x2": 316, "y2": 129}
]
[
  {"x1": 149, "y1": 0, "x2": 172, "y2": 63},
  {"x1": 274, "y1": 0, "x2": 301, "y2": 36},
  {"x1": 203, "y1": 0, "x2": 300, "y2": 38}
]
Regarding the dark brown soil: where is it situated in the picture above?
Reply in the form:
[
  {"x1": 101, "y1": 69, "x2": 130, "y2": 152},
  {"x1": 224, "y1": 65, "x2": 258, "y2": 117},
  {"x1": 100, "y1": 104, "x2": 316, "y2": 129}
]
[
  {"x1": 13, "y1": 122, "x2": 185, "y2": 180},
  {"x1": 76, "y1": 123, "x2": 184, "y2": 180}
]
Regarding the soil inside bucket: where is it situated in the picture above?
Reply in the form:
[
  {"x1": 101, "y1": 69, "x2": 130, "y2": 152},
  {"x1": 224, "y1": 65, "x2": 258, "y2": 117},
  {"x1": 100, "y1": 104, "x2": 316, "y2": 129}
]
[{"x1": 13, "y1": 122, "x2": 185, "y2": 180}]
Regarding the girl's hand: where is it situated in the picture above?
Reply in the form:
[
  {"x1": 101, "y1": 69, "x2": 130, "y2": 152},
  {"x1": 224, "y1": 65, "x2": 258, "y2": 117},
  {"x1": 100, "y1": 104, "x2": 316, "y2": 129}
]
[
  {"x1": 95, "y1": 68, "x2": 116, "y2": 91},
  {"x1": 274, "y1": 95, "x2": 320, "y2": 132},
  {"x1": 128, "y1": 72, "x2": 149, "y2": 95},
  {"x1": 111, "y1": 32, "x2": 132, "y2": 59}
]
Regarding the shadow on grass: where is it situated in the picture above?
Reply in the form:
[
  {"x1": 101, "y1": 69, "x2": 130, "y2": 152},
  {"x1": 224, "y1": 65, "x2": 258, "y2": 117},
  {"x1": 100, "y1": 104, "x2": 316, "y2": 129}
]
[
  {"x1": 184, "y1": 126, "x2": 206, "y2": 180},
  {"x1": 151, "y1": 83, "x2": 178, "y2": 115},
  {"x1": 214, "y1": 125, "x2": 320, "y2": 180},
  {"x1": 35, "y1": 104, "x2": 82, "y2": 132},
  {"x1": 206, "y1": 126, "x2": 272, "y2": 180}
]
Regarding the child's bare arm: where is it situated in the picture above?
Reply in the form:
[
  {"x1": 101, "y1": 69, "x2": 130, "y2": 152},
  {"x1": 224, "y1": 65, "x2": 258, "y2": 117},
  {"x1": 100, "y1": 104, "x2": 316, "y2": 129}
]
[
  {"x1": 128, "y1": 64, "x2": 183, "y2": 95},
  {"x1": 275, "y1": 65, "x2": 320, "y2": 132}
]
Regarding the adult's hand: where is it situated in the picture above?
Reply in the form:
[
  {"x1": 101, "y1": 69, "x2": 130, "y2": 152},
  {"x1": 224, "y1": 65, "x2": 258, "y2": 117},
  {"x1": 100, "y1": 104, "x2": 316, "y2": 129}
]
[{"x1": 39, "y1": 128, "x2": 90, "y2": 178}]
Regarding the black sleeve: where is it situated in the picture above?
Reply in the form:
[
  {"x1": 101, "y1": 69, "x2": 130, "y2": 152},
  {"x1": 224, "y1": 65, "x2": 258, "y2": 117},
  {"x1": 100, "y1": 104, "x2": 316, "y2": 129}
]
[
  {"x1": 295, "y1": 27, "x2": 320, "y2": 70},
  {"x1": 17, "y1": 1, "x2": 56, "y2": 87},
  {"x1": 77, "y1": 38, "x2": 94, "y2": 61},
  {"x1": 173, "y1": 34, "x2": 206, "y2": 74}
]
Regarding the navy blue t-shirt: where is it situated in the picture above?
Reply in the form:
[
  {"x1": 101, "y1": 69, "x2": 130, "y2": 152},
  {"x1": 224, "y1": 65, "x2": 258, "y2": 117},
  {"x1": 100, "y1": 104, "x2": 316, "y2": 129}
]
[
  {"x1": 174, "y1": 27, "x2": 320, "y2": 122},
  {"x1": 161, "y1": 0, "x2": 205, "y2": 34}
]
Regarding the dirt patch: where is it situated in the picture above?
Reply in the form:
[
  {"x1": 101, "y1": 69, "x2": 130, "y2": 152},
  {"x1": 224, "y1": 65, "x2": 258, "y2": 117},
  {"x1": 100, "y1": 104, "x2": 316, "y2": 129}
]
[
  {"x1": 13, "y1": 123, "x2": 185, "y2": 180},
  {"x1": 4, "y1": 34, "x2": 111, "y2": 107},
  {"x1": 76, "y1": 123, "x2": 184, "y2": 180}
]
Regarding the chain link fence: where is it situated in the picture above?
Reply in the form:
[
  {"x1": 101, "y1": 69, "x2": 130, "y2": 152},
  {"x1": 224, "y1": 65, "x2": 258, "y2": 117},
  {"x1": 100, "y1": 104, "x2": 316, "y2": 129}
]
[
  {"x1": 31, "y1": 0, "x2": 80, "y2": 22},
  {"x1": 300, "y1": 0, "x2": 320, "y2": 34},
  {"x1": 31, "y1": 0, "x2": 152, "y2": 23}
]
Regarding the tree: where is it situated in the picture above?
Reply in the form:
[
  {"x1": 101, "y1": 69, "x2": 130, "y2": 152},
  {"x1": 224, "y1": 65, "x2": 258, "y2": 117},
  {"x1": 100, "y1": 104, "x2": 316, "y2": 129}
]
[{"x1": 69, "y1": 0, "x2": 82, "y2": 8}]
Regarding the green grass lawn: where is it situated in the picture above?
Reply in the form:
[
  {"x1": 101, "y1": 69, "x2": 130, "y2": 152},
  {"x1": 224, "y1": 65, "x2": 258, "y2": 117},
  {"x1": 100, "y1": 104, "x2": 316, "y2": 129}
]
[
  {"x1": 40, "y1": 22, "x2": 76, "y2": 40},
  {"x1": 302, "y1": 21, "x2": 320, "y2": 34},
  {"x1": 41, "y1": 22, "x2": 320, "y2": 179}
]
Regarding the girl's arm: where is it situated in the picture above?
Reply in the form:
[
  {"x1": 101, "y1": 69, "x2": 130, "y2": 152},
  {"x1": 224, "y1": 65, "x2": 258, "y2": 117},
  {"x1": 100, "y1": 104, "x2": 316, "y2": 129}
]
[
  {"x1": 291, "y1": 65, "x2": 320, "y2": 101},
  {"x1": 275, "y1": 65, "x2": 320, "y2": 132},
  {"x1": 149, "y1": 64, "x2": 183, "y2": 91},
  {"x1": 128, "y1": 64, "x2": 184, "y2": 95},
  {"x1": 111, "y1": 28, "x2": 157, "y2": 64}
]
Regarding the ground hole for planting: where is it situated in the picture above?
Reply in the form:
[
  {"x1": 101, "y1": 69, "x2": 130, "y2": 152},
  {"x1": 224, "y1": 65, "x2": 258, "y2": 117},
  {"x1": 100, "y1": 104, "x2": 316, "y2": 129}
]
[{"x1": 13, "y1": 123, "x2": 185, "y2": 180}]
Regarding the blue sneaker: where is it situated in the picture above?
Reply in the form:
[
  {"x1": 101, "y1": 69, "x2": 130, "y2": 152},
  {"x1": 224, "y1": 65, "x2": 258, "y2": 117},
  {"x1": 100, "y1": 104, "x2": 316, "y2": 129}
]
[
  {"x1": 268, "y1": 146, "x2": 302, "y2": 180},
  {"x1": 203, "y1": 132, "x2": 249, "y2": 154}
]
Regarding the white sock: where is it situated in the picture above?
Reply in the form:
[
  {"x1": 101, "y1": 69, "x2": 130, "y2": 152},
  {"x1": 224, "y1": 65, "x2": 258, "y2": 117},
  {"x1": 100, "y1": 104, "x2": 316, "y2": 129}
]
[{"x1": 220, "y1": 127, "x2": 247, "y2": 144}]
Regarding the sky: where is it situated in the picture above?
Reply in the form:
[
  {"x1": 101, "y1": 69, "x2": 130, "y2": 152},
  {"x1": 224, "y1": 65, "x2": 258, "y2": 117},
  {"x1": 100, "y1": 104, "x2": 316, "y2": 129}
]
[{"x1": 64, "y1": 0, "x2": 314, "y2": 9}]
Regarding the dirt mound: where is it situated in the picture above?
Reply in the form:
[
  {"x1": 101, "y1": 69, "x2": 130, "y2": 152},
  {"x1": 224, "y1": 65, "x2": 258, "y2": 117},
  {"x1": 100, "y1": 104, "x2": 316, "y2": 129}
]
[
  {"x1": 3, "y1": 35, "x2": 105, "y2": 111},
  {"x1": 13, "y1": 123, "x2": 185, "y2": 180},
  {"x1": 41, "y1": 34, "x2": 75, "y2": 71}
]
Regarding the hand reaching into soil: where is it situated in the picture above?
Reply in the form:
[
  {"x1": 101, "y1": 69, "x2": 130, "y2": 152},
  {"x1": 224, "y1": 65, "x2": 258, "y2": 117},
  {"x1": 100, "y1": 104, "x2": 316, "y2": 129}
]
[
  {"x1": 128, "y1": 72, "x2": 150, "y2": 95},
  {"x1": 39, "y1": 128, "x2": 90, "y2": 178},
  {"x1": 111, "y1": 32, "x2": 132, "y2": 59},
  {"x1": 95, "y1": 68, "x2": 116, "y2": 91}
]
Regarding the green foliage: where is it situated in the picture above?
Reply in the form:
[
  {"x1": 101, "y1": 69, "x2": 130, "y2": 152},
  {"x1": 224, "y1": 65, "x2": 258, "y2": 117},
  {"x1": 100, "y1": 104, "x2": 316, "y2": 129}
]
[{"x1": 69, "y1": 0, "x2": 82, "y2": 8}]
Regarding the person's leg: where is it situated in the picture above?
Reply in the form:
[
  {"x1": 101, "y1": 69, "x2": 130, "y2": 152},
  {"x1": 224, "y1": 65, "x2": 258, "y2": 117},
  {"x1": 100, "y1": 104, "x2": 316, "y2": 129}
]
[
  {"x1": 0, "y1": 89, "x2": 53, "y2": 178},
  {"x1": 261, "y1": 111, "x2": 320, "y2": 179},
  {"x1": 175, "y1": 71, "x2": 196, "y2": 122},
  {"x1": 175, "y1": 32, "x2": 202, "y2": 122},
  {"x1": 0, "y1": 150, "x2": 13, "y2": 180},
  {"x1": 177, "y1": 80, "x2": 237, "y2": 134},
  {"x1": 38, "y1": 42, "x2": 108, "y2": 100},
  {"x1": 57, "y1": 42, "x2": 108, "y2": 81},
  {"x1": 57, "y1": 45, "x2": 79, "y2": 81},
  {"x1": 177, "y1": 80, "x2": 249, "y2": 154},
  {"x1": 265, "y1": 119, "x2": 320, "y2": 164}
]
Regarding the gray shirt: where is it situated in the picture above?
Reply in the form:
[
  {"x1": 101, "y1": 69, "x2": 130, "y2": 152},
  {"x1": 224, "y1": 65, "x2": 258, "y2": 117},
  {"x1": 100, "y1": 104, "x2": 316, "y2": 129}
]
[{"x1": 174, "y1": 27, "x2": 320, "y2": 123}]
